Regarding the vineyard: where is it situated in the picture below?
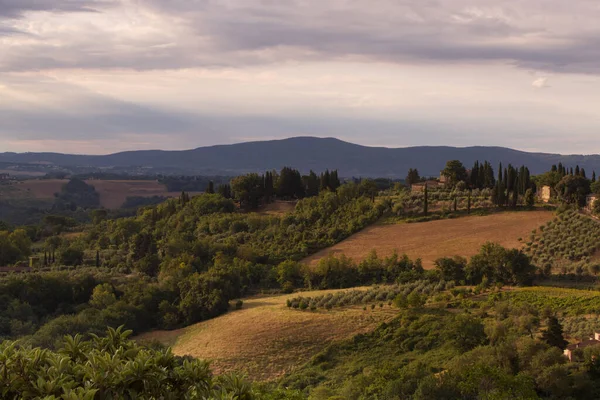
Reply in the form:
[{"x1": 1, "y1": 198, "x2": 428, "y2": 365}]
[
  {"x1": 502, "y1": 287, "x2": 600, "y2": 316},
  {"x1": 286, "y1": 280, "x2": 455, "y2": 311},
  {"x1": 524, "y1": 210, "x2": 600, "y2": 273}
]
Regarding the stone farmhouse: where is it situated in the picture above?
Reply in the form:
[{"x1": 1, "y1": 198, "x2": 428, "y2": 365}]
[
  {"x1": 564, "y1": 332, "x2": 600, "y2": 362},
  {"x1": 538, "y1": 185, "x2": 552, "y2": 203},
  {"x1": 0, "y1": 173, "x2": 10, "y2": 181}
]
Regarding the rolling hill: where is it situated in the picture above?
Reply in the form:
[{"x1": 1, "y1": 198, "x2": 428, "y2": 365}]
[{"x1": 2, "y1": 137, "x2": 600, "y2": 177}]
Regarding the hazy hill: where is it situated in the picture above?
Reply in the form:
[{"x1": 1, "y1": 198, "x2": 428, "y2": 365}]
[{"x1": 2, "y1": 137, "x2": 600, "y2": 177}]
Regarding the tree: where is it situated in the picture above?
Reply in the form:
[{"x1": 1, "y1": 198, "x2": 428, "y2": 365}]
[
  {"x1": 90, "y1": 209, "x2": 108, "y2": 225},
  {"x1": 406, "y1": 168, "x2": 420, "y2": 186},
  {"x1": 304, "y1": 170, "x2": 320, "y2": 197},
  {"x1": 449, "y1": 314, "x2": 488, "y2": 352},
  {"x1": 441, "y1": 160, "x2": 467, "y2": 187},
  {"x1": 59, "y1": 246, "x2": 84, "y2": 266},
  {"x1": 467, "y1": 191, "x2": 472, "y2": 214},
  {"x1": 277, "y1": 167, "x2": 304, "y2": 199},
  {"x1": 89, "y1": 283, "x2": 117, "y2": 308},
  {"x1": 541, "y1": 316, "x2": 568, "y2": 350},
  {"x1": 524, "y1": 189, "x2": 535, "y2": 208},
  {"x1": 95, "y1": 250, "x2": 100, "y2": 268},
  {"x1": 407, "y1": 291, "x2": 426, "y2": 308},
  {"x1": 423, "y1": 184, "x2": 428, "y2": 216},
  {"x1": 231, "y1": 173, "x2": 264, "y2": 209},
  {"x1": 206, "y1": 181, "x2": 215, "y2": 194},
  {"x1": 555, "y1": 175, "x2": 591, "y2": 207},
  {"x1": 217, "y1": 184, "x2": 232, "y2": 199},
  {"x1": 435, "y1": 256, "x2": 467, "y2": 282}
]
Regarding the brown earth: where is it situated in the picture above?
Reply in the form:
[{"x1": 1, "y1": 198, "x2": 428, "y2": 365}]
[
  {"x1": 0, "y1": 179, "x2": 201, "y2": 209},
  {"x1": 257, "y1": 200, "x2": 297, "y2": 216},
  {"x1": 303, "y1": 211, "x2": 554, "y2": 269},
  {"x1": 137, "y1": 288, "x2": 395, "y2": 381}
]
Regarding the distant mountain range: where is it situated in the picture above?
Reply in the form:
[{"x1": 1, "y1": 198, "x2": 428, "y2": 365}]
[{"x1": 1, "y1": 137, "x2": 600, "y2": 178}]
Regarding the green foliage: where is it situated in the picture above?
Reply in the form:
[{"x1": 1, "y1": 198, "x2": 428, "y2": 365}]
[
  {"x1": 0, "y1": 229, "x2": 32, "y2": 266},
  {"x1": 287, "y1": 280, "x2": 448, "y2": 311},
  {"x1": 0, "y1": 326, "x2": 256, "y2": 399},
  {"x1": 555, "y1": 175, "x2": 591, "y2": 207},
  {"x1": 466, "y1": 242, "x2": 535, "y2": 285},
  {"x1": 541, "y1": 316, "x2": 568, "y2": 350},
  {"x1": 441, "y1": 160, "x2": 467, "y2": 187}
]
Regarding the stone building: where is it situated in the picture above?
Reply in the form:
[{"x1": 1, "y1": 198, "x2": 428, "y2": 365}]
[{"x1": 564, "y1": 332, "x2": 600, "y2": 362}]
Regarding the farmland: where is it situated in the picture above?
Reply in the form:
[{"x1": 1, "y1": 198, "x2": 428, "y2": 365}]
[
  {"x1": 137, "y1": 288, "x2": 396, "y2": 381},
  {"x1": 303, "y1": 210, "x2": 554, "y2": 269},
  {"x1": 524, "y1": 210, "x2": 600, "y2": 273},
  {"x1": 0, "y1": 179, "x2": 200, "y2": 209}
]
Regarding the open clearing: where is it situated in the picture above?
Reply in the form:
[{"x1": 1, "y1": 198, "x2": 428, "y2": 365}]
[
  {"x1": 0, "y1": 179, "x2": 201, "y2": 209},
  {"x1": 137, "y1": 288, "x2": 395, "y2": 381},
  {"x1": 257, "y1": 200, "x2": 297, "y2": 216},
  {"x1": 303, "y1": 211, "x2": 554, "y2": 269}
]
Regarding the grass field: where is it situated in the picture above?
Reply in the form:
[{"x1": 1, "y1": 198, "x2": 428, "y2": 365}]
[
  {"x1": 137, "y1": 288, "x2": 396, "y2": 381},
  {"x1": 0, "y1": 179, "x2": 201, "y2": 209},
  {"x1": 303, "y1": 211, "x2": 554, "y2": 269}
]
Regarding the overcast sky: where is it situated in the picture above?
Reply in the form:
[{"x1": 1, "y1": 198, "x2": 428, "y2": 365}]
[{"x1": 1, "y1": 0, "x2": 600, "y2": 155}]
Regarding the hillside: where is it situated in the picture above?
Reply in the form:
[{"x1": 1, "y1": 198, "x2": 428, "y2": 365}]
[
  {"x1": 138, "y1": 288, "x2": 396, "y2": 381},
  {"x1": 0, "y1": 179, "x2": 198, "y2": 209},
  {"x1": 303, "y1": 211, "x2": 554, "y2": 269},
  {"x1": 2, "y1": 137, "x2": 600, "y2": 177}
]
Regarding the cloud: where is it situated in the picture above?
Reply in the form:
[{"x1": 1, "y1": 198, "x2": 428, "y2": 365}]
[
  {"x1": 0, "y1": 0, "x2": 111, "y2": 18},
  {"x1": 0, "y1": 0, "x2": 599, "y2": 74},
  {"x1": 532, "y1": 77, "x2": 549, "y2": 89}
]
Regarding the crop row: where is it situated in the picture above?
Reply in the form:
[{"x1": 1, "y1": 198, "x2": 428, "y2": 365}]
[{"x1": 286, "y1": 280, "x2": 453, "y2": 311}]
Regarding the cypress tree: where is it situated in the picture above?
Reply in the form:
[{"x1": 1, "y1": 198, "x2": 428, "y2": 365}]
[
  {"x1": 453, "y1": 196, "x2": 457, "y2": 212},
  {"x1": 593, "y1": 171, "x2": 597, "y2": 183},
  {"x1": 498, "y1": 163, "x2": 503, "y2": 184},
  {"x1": 575, "y1": 165, "x2": 580, "y2": 176},
  {"x1": 423, "y1": 184, "x2": 428, "y2": 216},
  {"x1": 541, "y1": 316, "x2": 568, "y2": 350},
  {"x1": 581, "y1": 168, "x2": 586, "y2": 178},
  {"x1": 512, "y1": 176, "x2": 519, "y2": 208},
  {"x1": 96, "y1": 250, "x2": 100, "y2": 268},
  {"x1": 206, "y1": 181, "x2": 215, "y2": 194},
  {"x1": 43, "y1": 251, "x2": 48, "y2": 267},
  {"x1": 467, "y1": 191, "x2": 471, "y2": 214}
]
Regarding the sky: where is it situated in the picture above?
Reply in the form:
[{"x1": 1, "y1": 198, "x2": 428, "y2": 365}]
[{"x1": 1, "y1": 0, "x2": 600, "y2": 155}]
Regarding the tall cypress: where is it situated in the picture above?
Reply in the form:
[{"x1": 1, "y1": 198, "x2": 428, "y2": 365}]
[
  {"x1": 467, "y1": 190, "x2": 472, "y2": 214},
  {"x1": 593, "y1": 171, "x2": 597, "y2": 183},
  {"x1": 423, "y1": 184, "x2": 428, "y2": 216}
]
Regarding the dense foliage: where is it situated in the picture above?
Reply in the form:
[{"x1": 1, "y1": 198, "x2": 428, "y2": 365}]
[
  {"x1": 282, "y1": 288, "x2": 600, "y2": 399},
  {"x1": 1, "y1": 184, "x2": 385, "y2": 345},
  {"x1": 0, "y1": 326, "x2": 260, "y2": 399}
]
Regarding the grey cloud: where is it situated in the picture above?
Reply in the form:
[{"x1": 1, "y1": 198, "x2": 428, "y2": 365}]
[
  {"x1": 2, "y1": 0, "x2": 600, "y2": 74},
  {"x1": 0, "y1": 0, "x2": 111, "y2": 18},
  {"x1": 0, "y1": 77, "x2": 196, "y2": 140}
]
